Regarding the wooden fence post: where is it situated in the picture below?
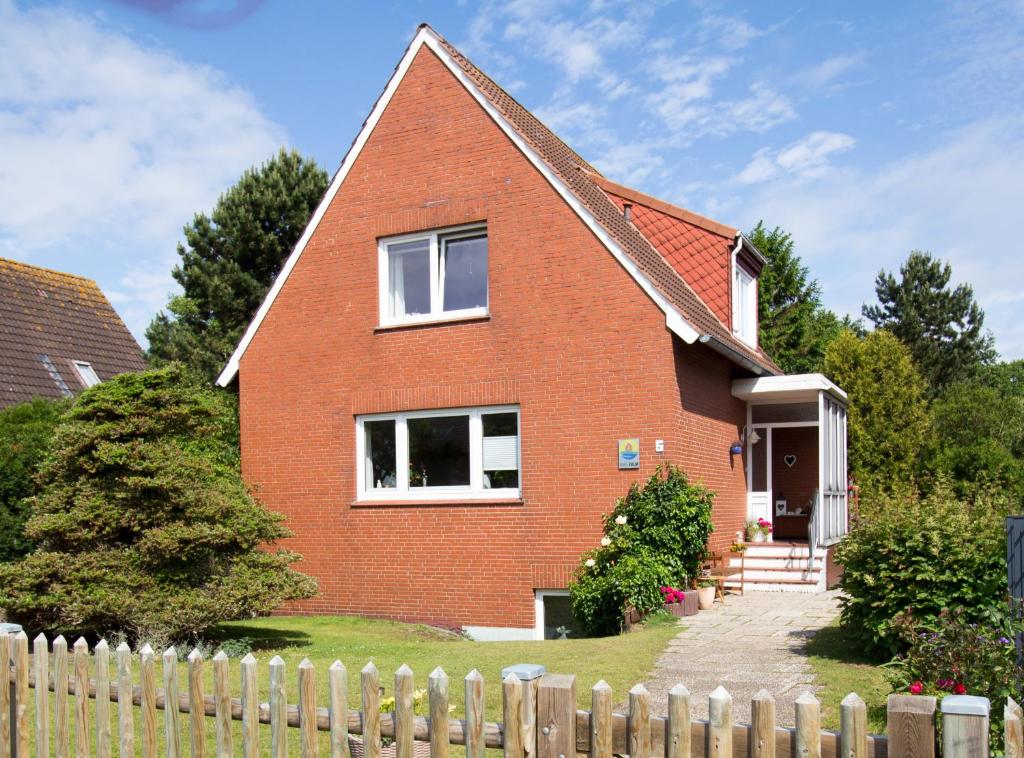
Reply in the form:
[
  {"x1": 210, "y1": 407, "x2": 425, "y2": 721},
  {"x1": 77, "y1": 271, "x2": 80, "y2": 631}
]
[
  {"x1": 750, "y1": 689, "x2": 775, "y2": 758},
  {"x1": 15, "y1": 633, "x2": 29, "y2": 758},
  {"x1": 503, "y1": 674, "x2": 524, "y2": 758},
  {"x1": 1006, "y1": 697, "x2": 1023, "y2": 758},
  {"x1": 360, "y1": 662, "x2": 381, "y2": 758},
  {"x1": 268, "y1": 656, "x2": 287, "y2": 758},
  {"x1": 840, "y1": 693, "x2": 867, "y2": 758},
  {"x1": 116, "y1": 643, "x2": 134, "y2": 758},
  {"x1": 628, "y1": 684, "x2": 651, "y2": 758},
  {"x1": 465, "y1": 670, "x2": 486, "y2": 758},
  {"x1": 427, "y1": 668, "x2": 449, "y2": 758},
  {"x1": 794, "y1": 692, "x2": 821, "y2": 758},
  {"x1": 94, "y1": 639, "x2": 110, "y2": 758},
  {"x1": 33, "y1": 634, "x2": 49, "y2": 758},
  {"x1": 666, "y1": 684, "x2": 690, "y2": 758},
  {"x1": 298, "y1": 659, "x2": 317, "y2": 758},
  {"x1": 187, "y1": 649, "x2": 206, "y2": 758},
  {"x1": 941, "y1": 695, "x2": 990, "y2": 758},
  {"x1": 707, "y1": 686, "x2": 731, "y2": 758},
  {"x1": 240, "y1": 653, "x2": 259, "y2": 758},
  {"x1": 537, "y1": 674, "x2": 575, "y2": 758},
  {"x1": 394, "y1": 665, "x2": 414, "y2": 758},
  {"x1": 53, "y1": 636, "x2": 69, "y2": 758},
  {"x1": 140, "y1": 645, "x2": 156, "y2": 758},
  {"x1": 501, "y1": 664, "x2": 545, "y2": 758},
  {"x1": 886, "y1": 694, "x2": 936, "y2": 758},
  {"x1": 0, "y1": 632, "x2": 10, "y2": 758},
  {"x1": 163, "y1": 647, "x2": 180, "y2": 758},
  {"x1": 590, "y1": 681, "x2": 612, "y2": 758},
  {"x1": 211, "y1": 652, "x2": 230, "y2": 758},
  {"x1": 328, "y1": 661, "x2": 349, "y2": 758}
]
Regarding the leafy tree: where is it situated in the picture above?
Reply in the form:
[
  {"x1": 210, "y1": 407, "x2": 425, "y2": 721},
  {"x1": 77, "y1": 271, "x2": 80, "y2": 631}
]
[
  {"x1": 823, "y1": 330, "x2": 929, "y2": 499},
  {"x1": 0, "y1": 365, "x2": 317, "y2": 639},
  {"x1": 0, "y1": 398, "x2": 69, "y2": 561},
  {"x1": 147, "y1": 149, "x2": 329, "y2": 381},
  {"x1": 748, "y1": 222, "x2": 852, "y2": 373},
  {"x1": 863, "y1": 251, "x2": 996, "y2": 393}
]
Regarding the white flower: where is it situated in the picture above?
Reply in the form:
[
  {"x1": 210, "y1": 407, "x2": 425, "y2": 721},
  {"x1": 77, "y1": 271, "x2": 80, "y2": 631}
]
[
  {"x1": 600, "y1": 536, "x2": 611, "y2": 547},
  {"x1": 615, "y1": 515, "x2": 628, "y2": 525},
  {"x1": 585, "y1": 558, "x2": 596, "y2": 567}
]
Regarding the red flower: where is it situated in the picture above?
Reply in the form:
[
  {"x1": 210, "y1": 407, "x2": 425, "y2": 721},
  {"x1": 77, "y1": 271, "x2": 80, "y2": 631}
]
[
  {"x1": 953, "y1": 683, "x2": 967, "y2": 695},
  {"x1": 909, "y1": 681, "x2": 923, "y2": 695}
]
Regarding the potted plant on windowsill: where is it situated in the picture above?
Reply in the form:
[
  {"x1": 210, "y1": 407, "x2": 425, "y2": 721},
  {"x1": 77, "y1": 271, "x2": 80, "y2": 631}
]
[
  {"x1": 696, "y1": 578, "x2": 716, "y2": 610},
  {"x1": 660, "y1": 585, "x2": 697, "y2": 617}
]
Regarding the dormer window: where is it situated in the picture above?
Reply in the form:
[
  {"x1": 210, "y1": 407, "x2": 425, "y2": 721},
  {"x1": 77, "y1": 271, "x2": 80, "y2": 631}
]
[
  {"x1": 378, "y1": 225, "x2": 488, "y2": 327},
  {"x1": 733, "y1": 265, "x2": 757, "y2": 347},
  {"x1": 72, "y1": 360, "x2": 101, "y2": 388}
]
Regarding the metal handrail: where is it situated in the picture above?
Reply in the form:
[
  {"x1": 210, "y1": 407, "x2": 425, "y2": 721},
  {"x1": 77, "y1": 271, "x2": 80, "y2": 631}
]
[{"x1": 807, "y1": 491, "x2": 819, "y2": 568}]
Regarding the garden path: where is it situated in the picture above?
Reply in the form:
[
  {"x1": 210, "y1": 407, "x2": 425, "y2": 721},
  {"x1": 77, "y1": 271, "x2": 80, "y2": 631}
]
[{"x1": 643, "y1": 590, "x2": 842, "y2": 727}]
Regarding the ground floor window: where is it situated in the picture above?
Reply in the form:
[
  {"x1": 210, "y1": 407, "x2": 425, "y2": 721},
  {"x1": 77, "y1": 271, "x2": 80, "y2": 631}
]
[
  {"x1": 534, "y1": 590, "x2": 585, "y2": 640},
  {"x1": 356, "y1": 405, "x2": 520, "y2": 501}
]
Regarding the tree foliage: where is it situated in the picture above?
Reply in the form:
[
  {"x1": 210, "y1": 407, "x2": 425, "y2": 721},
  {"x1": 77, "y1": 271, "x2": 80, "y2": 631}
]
[
  {"x1": 836, "y1": 483, "x2": 1012, "y2": 658},
  {"x1": 146, "y1": 149, "x2": 329, "y2": 381},
  {"x1": 748, "y1": 222, "x2": 854, "y2": 373},
  {"x1": 0, "y1": 398, "x2": 69, "y2": 562},
  {"x1": 569, "y1": 465, "x2": 714, "y2": 636},
  {"x1": 0, "y1": 365, "x2": 317, "y2": 639},
  {"x1": 823, "y1": 330, "x2": 929, "y2": 499},
  {"x1": 863, "y1": 251, "x2": 996, "y2": 393}
]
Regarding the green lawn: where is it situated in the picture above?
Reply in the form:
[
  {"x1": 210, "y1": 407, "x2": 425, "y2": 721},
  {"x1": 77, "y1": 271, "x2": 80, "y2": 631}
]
[{"x1": 804, "y1": 620, "x2": 890, "y2": 734}]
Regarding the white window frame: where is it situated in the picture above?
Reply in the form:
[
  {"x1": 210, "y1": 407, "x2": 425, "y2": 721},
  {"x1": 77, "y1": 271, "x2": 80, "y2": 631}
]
[
  {"x1": 356, "y1": 405, "x2": 519, "y2": 501},
  {"x1": 71, "y1": 360, "x2": 101, "y2": 388},
  {"x1": 378, "y1": 224, "x2": 488, "y2": 327},
  {"x1": 534, "y1": 589, "x2": 570, "y2": 640},
  {"x1": 733, "y1": 264, "x2": 757, "y2": 348}
]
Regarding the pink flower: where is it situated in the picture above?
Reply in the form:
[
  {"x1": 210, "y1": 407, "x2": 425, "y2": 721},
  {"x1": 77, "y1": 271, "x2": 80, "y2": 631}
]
[
  {"x1": 936, "y1": 679, "x2": 950, "y2": 690},
  {"x1": 953, "y1": 683, "x2": 967, "y2": 695},
  {"x1": 909, "y1": 681, "x2": 923, "y2": 695}
]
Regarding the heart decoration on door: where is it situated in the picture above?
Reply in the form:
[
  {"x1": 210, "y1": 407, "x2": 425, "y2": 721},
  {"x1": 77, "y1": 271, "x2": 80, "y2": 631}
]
[{"x1": 784, "y1": 454, "x2": 797, "y2": 468}]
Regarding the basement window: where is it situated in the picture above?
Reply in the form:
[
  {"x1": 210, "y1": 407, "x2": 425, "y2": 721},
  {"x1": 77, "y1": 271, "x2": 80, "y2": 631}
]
[
  {"x1": 379, "y1": 225, "x2": 488, "y2": 327},
  {"x1": 357, "y1": 405, "x2": 519, "y2": 501},
  {"x1": 72, "y1": 360, "x2": 101, "y2": 388}
]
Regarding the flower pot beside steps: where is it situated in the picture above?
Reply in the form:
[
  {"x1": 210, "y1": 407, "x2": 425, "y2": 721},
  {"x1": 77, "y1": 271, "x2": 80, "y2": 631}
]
[{"x1": 697, "y1": 584, "x2": 716, "y2": 610}]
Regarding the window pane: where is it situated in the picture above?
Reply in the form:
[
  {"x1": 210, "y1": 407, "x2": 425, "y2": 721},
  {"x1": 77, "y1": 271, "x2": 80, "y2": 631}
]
[
  {"x1": 365, "y1": 420, "x2": 397, "y2": 490},
  {"x1": 482, "y1": 411, "x2": 518, "y2": 489},
  {"x1": 408, "y1": 415, "x2": 470, "y2": 487},
  {"x1": 442, "y1": 235, "x2": 487, "y2": 311},
  {"x1": 389, "y1": 239, "x2": 431, "y2": 317}
]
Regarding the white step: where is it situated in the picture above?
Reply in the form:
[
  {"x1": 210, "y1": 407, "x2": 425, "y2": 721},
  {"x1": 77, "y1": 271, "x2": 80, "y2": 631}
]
[
  {"x1": 736, "y1": 568, "x2": 822, "y2": 582},
  {"x1": 732, "y1": 557, "x2": 824, "y2": 570},
  {"x1": 742, "y1": 544, "x2": 813, "y2": 558}
]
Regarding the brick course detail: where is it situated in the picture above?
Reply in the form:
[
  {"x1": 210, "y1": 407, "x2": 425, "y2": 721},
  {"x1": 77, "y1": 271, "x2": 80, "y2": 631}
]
[{"x1": 237, "y1": 47, "x2": 753, "y2": 630}]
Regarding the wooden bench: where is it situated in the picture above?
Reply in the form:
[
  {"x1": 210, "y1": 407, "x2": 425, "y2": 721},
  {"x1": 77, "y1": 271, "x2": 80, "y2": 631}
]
[{"x1": 703, "y1": 550, "x2": 744, "y2": 603}]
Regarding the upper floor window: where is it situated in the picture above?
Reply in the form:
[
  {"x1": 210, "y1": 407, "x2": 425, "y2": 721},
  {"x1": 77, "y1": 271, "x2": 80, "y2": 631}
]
[
  {"x1": 357, "y1": 405, "x2": 519, "y2": 501},
  {"x1": 378, "y1": 225, "x2": 488, "y2": 327},
  {"x1": 72, "y1": 360, "x2": 101, "y2": 388},
  {"x1": 733, "y1": 265, "x2": 757, "y2": 347}
]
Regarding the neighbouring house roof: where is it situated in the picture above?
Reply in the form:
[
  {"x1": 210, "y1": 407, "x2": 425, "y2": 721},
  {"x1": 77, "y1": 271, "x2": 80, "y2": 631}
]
[
  {"x1": 0, "y1": 258, "x2": 146, "y2": 408},
  {"x1": 217, "y1": 24, "x2": 781, "y2": 386}
]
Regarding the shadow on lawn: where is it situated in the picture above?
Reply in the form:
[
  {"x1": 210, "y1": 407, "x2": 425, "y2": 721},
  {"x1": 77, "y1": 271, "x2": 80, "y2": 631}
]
[
  {"x1": 211, "y1": 624, "x2": 313, "y2": 651},
  {"x1": 804, "y1": 624, "x2": 890, "y2": 729}
]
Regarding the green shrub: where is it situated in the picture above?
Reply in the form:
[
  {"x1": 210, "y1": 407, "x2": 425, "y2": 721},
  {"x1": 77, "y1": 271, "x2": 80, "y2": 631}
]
[
  {"x1": 0, "y1": 365, "x2": 317, "y2": 641},
  {"x1": 0, "y1": 397, "x2": 69, "y2": 561},
  {"x1": 836, "y1": 482, "x2": 1011, "y2": 658},
  {"x1": 885, "y1": 608, "x2": 1023, "y2": 753},
  {"x1": 569, "y1": 465, "x2": 714, "y2": 636}
]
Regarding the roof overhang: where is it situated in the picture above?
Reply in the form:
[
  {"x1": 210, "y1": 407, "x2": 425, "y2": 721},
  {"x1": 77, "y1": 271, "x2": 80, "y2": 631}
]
[
  {"x1": 731, "y1": 373, "x2": 847, "y2": 405},
  {"x1": 215, "y1": 24, "x2": 702, "y2": 386}
]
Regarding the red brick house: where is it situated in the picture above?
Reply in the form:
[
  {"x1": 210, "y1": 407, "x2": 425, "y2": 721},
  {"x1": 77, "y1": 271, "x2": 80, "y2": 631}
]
[{"x1": 218, "y1": 25, "x2": 849, "y2": 639}]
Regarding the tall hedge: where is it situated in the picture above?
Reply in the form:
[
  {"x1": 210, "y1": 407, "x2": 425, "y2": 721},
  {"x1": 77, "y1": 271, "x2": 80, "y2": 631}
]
[
  {"x1": 0, "y1": 398, "x2": 69, "y2": 561},
  {"x1": 835, "y1": 482, "x2": 1011, "y2": 658},
  {"x1": 0, "y1": 365, "x2": 317, "y2": 640}
]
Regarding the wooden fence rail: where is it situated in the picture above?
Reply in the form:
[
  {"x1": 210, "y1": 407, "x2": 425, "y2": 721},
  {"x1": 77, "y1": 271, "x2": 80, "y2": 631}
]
[{"x1": 1, "y1": 631, "x2": 1017, "y2": 757}]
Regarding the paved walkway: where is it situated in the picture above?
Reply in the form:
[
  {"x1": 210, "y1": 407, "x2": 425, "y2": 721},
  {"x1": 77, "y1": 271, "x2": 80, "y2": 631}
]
[{"x1": 643, "y1": 591, "x2": 842, "y2": 727}]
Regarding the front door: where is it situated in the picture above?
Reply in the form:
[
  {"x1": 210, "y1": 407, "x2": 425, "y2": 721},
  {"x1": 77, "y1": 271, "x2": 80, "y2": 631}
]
[{"x1": 746, "y1": 425, "x2": 771, "y2": 527}]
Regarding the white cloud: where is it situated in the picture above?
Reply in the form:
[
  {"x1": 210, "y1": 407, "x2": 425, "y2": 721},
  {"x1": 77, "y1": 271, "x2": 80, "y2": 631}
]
[
  {"x1": 697, "y1": 13, "x2": 766, "y2": 51},
  {"x1": 737, "y1": 131, "x2": 856, "y2": 184},
  {"x1": 0, "y1": 2, "x2": 285, "y2": 342},
  {"x1": 798, "y1": 53, "x2": 866, "y2": 91},
  {"x1": 739, "y1": 119, "x2": 1024, "y2": 359}
]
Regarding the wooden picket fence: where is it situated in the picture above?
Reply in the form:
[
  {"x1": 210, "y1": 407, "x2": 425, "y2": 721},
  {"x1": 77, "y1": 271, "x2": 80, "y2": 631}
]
[{"x1": 2, "y1": 631, "x2": 1022, "y2": 758}]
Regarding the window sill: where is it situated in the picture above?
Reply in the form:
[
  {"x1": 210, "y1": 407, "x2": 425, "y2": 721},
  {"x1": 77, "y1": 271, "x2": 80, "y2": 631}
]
[
  {"x1": 352, "y1": 497, "x2": 523, "y2": 508},
  {"x1": 376, "y1": 311, "x2": 490, "y2": 332}
]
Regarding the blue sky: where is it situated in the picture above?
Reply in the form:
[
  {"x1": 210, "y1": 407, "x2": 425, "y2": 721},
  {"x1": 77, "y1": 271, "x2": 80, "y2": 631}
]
[{"x1": 2, "y1": 0, "x2": 1023, "y2": 358}]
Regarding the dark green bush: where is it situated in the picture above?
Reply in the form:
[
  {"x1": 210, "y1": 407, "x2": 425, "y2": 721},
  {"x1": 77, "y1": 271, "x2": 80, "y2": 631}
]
[
  {"x1": 0, "y1": 397, "x2": 69, "y2": 561},
  {"x1": 0, "y1": 365, "x2": 317, "y2": 640},
  {"x1": 569, "y1": 465, "x2": 714, "y2": 636},
  {"x1": 836, "y1": 481, "x2": 1011, "y2": 658}
]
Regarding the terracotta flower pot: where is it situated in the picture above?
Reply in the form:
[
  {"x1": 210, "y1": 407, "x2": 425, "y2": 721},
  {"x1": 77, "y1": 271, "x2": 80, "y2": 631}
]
[{"x1": 697, "y1": 585, "x2": 715, "y2": 609}]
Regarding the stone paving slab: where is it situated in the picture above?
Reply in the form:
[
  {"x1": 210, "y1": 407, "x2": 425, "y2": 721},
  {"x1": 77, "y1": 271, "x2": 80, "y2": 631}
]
[{"x1": 642, "y1": 590, "x2": 842, "y2": 727}]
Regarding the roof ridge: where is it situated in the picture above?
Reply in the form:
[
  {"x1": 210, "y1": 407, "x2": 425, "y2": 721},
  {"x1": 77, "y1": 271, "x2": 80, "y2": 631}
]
[
  {"x1": 586, "y1": 173, "x2": 738, "y2": 239},
  {"x1": 0, "y1": 257, "x2": 98, "y2": 286}
]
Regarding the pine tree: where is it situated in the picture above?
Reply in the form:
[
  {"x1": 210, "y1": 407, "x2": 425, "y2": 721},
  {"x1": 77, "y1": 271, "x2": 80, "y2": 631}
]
[
  {"x1": 862, "y1": 251, "x2": 996, "y2": 393},
  {"x1": 147, "y1": 149, "x2": 329, "y2": 381}
]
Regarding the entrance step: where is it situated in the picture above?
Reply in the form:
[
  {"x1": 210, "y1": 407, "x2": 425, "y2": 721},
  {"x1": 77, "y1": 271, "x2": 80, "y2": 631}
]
[{"x1": 727, "y1": 541, "x2": 825, "y2": 593}]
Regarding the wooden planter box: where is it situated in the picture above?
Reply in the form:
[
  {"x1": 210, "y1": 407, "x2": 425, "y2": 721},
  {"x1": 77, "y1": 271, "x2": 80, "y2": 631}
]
[{"x1": 664, "y1": 592, "x2": 699, "y2": 617}]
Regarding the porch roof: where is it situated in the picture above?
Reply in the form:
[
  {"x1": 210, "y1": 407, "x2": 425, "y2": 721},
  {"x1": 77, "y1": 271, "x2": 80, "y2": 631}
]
[{"x1": 731, "y1": 373, "x2": 847, "y2": 405}]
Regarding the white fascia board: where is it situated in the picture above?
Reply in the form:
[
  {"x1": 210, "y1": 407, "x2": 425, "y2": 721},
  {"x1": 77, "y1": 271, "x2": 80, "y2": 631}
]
[
  {"x1": 731, "y1": 373, "x2": 848, "y2": 404},
  {"x1": 216, "y1": 26, "x2": 698, "y2": 385}
]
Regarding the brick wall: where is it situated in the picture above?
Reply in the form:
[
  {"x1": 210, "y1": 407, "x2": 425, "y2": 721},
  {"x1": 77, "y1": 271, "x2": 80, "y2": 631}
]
[{"x1": 237, "y1": 46, "x2": 753, "y2": 630}]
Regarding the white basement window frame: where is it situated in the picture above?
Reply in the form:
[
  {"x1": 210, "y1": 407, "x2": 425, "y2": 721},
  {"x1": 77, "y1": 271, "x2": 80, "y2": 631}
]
[
  {"x1": 733, "y1": 265, "x2": 757, "y2": 348},
  {"x1": 356, "y1": 405, "x2": 520, "y2": 501},
  {"x1": 378, "y1": 224, "x2": 489, "y2": 327},
  {"x1": 71, "y1": 360, "x2": 101, "y2": 388}
]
